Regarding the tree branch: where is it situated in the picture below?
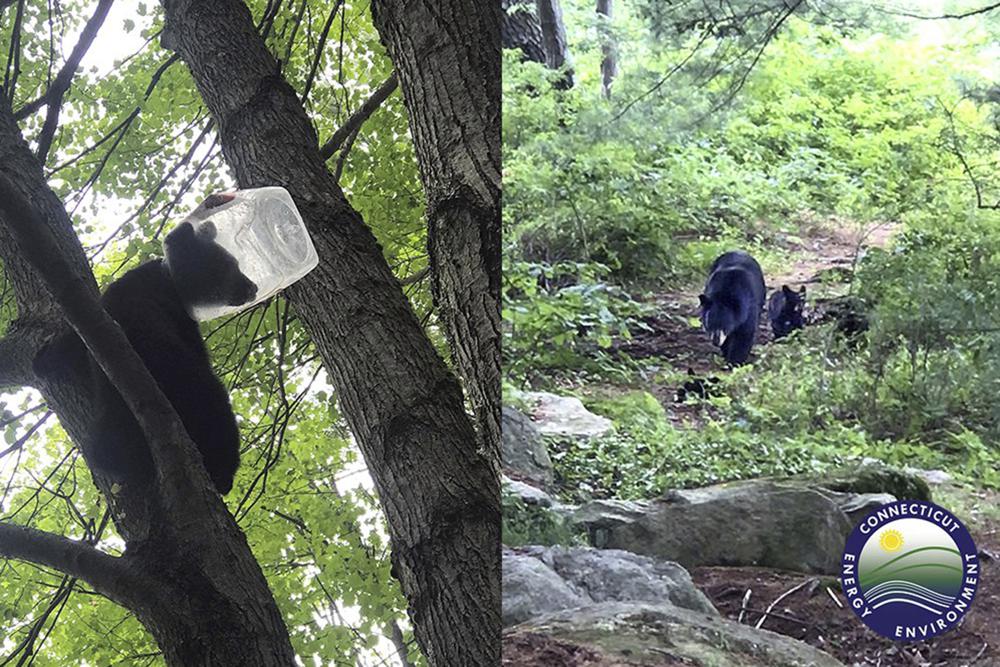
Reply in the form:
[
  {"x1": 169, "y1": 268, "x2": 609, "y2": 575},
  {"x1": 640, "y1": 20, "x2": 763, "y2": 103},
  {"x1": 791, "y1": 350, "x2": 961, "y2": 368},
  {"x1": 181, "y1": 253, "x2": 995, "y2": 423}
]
[
  {"x1": 877, "y1": 2, "x2": 1000, "y2": 20},
  {"x1": 0, "y1": 522, "x2": 138, "y2": 605},
  {"x1": 941, "y1": 99, "x2": 1000, "y2": 210},
  {"x1": 0, "y1": 409, "x2": 50, "y2": 458},
  {"x1": 319, "y1": 72, "x2": 398, "y2": 160},
  {"x1": 3, "y1": 0, "x2": 26, "y2": 101},
  {"x1": 15, "y1": 0, "x2": 114, "y2": 162},
  {"x1": 333, "y1": 124, "x2": 359, "y2": 181},
  {"x1": 301, "y1": 0, "x2": 343, "y2": 102}
]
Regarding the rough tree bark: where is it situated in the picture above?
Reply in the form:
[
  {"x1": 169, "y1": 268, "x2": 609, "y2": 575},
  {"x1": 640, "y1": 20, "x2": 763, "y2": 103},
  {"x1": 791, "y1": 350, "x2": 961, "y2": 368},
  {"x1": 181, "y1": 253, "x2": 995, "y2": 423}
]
[
  {"x1": 0, "y1": 101, "x2": 297, "y2": 665},
  {"x1": 370, "y1": 0, "x2": 502, "y2": 473},
  {"x1": 597, "y1": 0, "x2": 617, "y2": 98},
  {"x1": 538, "y1": 1, "x2": 571, "y2": 69},
  {"x1": 502, "y1": 0, "x2": 546, "y2": 64},
  {"x1": 158, "y1": 1, "x2": 500, "y2": 665},
  {"x1": 503, "y1": 0, "x2": 574, "y2": 88}
]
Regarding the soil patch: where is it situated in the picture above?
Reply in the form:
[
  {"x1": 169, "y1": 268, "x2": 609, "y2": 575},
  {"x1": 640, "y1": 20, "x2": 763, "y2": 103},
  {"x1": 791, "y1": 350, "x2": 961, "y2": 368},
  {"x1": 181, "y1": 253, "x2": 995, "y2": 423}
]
[{"x1": 692, "y1": 509, "x2": 999, "y2": 666}]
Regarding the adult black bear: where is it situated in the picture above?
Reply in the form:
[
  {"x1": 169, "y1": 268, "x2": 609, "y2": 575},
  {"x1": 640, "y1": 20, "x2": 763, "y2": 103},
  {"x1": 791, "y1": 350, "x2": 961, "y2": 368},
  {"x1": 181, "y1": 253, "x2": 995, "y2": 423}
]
[
  {"x1": 768, "y1": 285, "x2": 806, "y2": 339},
  {"x1": 699, "y1": 251, "x2": 766, "y2": 365},
  {"x1": 34, "y1": 195, "x2": 256, "y2": 494}
]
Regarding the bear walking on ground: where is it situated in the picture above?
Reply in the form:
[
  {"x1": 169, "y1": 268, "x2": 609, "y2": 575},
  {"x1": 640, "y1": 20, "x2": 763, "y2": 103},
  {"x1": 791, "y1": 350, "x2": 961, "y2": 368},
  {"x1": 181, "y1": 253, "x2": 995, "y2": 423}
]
[
  {"x1": 34, "y1": 194, "x2": 256, "y2": 494},
  {"x1": 699, "y1": 251, "x2": 766, "y2": 365},
  {"x1": 768, "y1": 284, "x2": 806, "y2": 339}
]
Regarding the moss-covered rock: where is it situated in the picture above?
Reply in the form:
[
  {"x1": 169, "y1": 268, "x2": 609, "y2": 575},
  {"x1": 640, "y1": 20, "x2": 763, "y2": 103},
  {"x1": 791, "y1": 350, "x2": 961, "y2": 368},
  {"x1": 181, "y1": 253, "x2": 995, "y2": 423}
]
[{"x1": 814, "y1": 459, "x2": 931, "y2": 502}]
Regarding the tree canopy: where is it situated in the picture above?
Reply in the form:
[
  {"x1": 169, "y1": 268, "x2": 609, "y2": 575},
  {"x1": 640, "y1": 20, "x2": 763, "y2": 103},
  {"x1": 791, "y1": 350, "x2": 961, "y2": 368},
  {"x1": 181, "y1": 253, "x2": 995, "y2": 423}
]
[{"x1": 0, "y1": 0, "x2": 501, "y2": 664}]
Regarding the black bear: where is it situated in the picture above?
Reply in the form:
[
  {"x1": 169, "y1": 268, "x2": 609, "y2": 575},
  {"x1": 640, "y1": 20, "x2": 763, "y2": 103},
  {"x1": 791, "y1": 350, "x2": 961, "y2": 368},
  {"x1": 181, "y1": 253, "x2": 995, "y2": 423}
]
[
  {"x1": 34, "y1": 194, "x2": 256, "y2": 494},
  {"x1": 768, "y1": 285, "x2": 806, "y2": 339},
  {"x1": 675, "y1": 368, "x2": 720, "y2": 402},
  {"x1": 699, "y1": 251, "x2": 766, "y2": 365}
]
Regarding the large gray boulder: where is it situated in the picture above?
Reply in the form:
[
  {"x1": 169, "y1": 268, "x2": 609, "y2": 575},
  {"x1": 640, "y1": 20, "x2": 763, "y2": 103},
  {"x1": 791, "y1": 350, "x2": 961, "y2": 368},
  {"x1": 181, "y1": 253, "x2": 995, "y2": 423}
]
[
  {"x1": 503, "y1": 546, "x2": 715, "y2": 627},
  {"x1": 503, "y1": 602, "x2": 845, "y2": 667},
  {"x1": 521, "y1": 391, "x2": 613, "y2": 438},
  {"x1": 501, "y1": 407, "x2": 554, "y2": 488},
  {"x1": 503, "y1": 475, "x2": 556, "y2": 508},
  {"x1": 502, "y1": 551, "x2": 586, "y2": 627},
  {"x1": 572, "y1": 480, "x2": 853, "y2": 573},
  {"x1": 818, "y1": 488, "x2": 895, "y2": 525}
]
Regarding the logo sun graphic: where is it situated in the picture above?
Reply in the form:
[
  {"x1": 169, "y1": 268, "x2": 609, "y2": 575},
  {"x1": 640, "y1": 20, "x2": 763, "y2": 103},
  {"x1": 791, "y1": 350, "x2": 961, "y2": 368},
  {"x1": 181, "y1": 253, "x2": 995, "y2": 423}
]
[{"x1": 879, "y1": 529, "x2": 904, "y2": 552}]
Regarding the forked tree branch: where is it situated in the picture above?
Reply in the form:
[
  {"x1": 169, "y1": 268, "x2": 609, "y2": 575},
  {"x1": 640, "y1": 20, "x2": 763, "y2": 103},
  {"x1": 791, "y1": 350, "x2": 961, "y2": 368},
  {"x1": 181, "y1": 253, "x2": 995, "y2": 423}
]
[{"x1": 15, "y1": 0, "x2": 114, "y2": 161}]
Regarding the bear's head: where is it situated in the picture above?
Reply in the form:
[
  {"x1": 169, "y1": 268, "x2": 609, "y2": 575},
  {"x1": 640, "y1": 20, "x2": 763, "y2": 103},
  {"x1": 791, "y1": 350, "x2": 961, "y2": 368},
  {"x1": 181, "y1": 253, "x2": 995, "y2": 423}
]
[
  {"x1": 164, "y1": 220, "x2": 257, "y2": 311},
  {"x1": 699, "y1": 293, "x2": 745, "y2": 347},
  {"x1": 768, "y1": 285, "x2": 805, "y2": 339}
]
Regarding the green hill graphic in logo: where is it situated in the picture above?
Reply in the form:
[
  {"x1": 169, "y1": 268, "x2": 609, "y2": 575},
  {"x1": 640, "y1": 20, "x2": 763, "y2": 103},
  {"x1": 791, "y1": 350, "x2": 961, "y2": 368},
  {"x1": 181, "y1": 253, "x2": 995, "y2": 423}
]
[{"x1": 858, "y1": 518, "x2": 963, "y2": 613}]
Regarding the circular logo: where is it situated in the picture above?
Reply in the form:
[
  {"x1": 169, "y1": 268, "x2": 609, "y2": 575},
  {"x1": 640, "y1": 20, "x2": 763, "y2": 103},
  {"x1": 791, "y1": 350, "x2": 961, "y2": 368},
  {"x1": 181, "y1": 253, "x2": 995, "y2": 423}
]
[{"x1": 841, "y1": 500, "x2": 979, "y2": 641}]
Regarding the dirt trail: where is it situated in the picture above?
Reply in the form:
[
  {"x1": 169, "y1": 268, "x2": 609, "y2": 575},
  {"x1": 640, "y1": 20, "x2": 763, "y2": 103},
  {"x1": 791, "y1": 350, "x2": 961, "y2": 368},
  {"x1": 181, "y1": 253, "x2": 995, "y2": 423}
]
[
  {"x1": 618, "y1": 221, "x2": 896, "y2": 378},
  {"x1": 767, "y1": 220, "x2": 896, "y2": 288}
]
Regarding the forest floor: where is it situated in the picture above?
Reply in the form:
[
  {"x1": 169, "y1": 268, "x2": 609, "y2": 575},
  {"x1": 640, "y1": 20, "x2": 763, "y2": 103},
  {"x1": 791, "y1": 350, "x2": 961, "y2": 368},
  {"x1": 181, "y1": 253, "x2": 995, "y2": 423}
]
[
  {"x1": 613, "y1": 219, "x2": 895, "y2": 424},
  {"x1": 617, "y1": 218, "x2": 895, "y2": 376},
  {"x1": 606, "y1": 221, "x2": 1000, "y2": 665}
]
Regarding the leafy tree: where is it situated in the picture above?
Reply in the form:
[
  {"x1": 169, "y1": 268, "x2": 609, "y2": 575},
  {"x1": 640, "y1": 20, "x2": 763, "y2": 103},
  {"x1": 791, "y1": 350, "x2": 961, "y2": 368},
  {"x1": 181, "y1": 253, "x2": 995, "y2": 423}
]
[{"x1": 0, "y1": 0, "x2": 498, "y2": 664}]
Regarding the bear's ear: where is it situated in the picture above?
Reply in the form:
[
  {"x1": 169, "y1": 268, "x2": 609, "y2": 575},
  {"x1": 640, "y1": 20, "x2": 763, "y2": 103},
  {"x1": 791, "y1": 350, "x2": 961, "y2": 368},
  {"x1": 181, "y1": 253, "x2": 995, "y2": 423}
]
[
  {"x1": 174, "y1": 221, "x2": 194, "y2": 237},
  {"x1": 165, "y1": 221, "x2": 195, "y2": 247},
  {"x1": 698, "y1": 294, "x2": 710, "y2": 307},
  {"x1": 782, "y1": 285, "x2": 794, "y2": 296},
  {"x1": 196, "y1": 220, "x2": 218, "y2": 240}
]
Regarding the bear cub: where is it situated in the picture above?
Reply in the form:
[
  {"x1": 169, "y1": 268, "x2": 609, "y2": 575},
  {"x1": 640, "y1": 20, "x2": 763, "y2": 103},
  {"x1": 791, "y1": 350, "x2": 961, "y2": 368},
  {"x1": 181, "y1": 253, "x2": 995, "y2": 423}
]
[
  {"x1": 768, "y1": 285, "x2": 806, "y2": 339},
  {"x1": 699, "y1": 251, "x2": 765, "y2": 365},
  {"x1": 34, "y1": 195, "x2": 256, "y2": 494}
]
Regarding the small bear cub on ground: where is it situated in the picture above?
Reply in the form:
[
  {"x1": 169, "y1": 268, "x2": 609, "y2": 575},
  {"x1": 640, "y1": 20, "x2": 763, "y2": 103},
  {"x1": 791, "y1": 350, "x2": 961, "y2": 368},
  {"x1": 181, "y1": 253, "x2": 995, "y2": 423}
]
[{"x1": 768, "y1": 284, "x2": 806, "y2": 339}]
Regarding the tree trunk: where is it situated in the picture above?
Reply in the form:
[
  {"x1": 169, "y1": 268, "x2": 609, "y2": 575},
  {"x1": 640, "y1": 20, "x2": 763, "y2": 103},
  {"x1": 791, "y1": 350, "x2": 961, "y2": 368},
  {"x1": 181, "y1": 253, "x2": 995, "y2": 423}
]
[
  {"x1": 537, "y1": 0, "x2": 573, "y2": 87},
  {"x1": 597, "y1": 0, "x2": 617, "y2": 98},
  {"x1": 502, "y1": 0, "x2": 546, "y2": 64},
  {"x1": 131, "y1": 550, "x2": 297, "y2": 666},
  {"x1": 370, "y1": 0, "x2": 502, "y2": 472},
  {"x1": 158, "y1": 1, "x2": 500, "y2": 665},
  {"x1": 503, "y1": 0, "x2": 574, "y2": 88}
]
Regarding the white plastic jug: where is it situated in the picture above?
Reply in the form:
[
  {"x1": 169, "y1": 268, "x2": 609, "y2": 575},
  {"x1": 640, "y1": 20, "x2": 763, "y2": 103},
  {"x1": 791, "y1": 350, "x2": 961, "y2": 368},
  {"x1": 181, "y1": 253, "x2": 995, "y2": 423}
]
[{"x1": 165, "y1": 187, "x2": 319, "y2": 321}]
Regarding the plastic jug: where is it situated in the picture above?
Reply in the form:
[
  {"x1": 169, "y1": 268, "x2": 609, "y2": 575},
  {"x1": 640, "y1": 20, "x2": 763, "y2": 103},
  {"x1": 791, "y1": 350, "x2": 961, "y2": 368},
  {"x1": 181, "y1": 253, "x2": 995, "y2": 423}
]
[{"x1": 165, "y1": 187, "x2": 319, "y2": 321}]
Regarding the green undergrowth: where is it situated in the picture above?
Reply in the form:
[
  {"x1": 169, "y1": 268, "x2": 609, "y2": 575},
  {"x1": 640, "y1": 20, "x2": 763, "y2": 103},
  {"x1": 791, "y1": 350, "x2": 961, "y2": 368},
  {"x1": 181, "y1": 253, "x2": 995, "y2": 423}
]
[
  {"x1": 535, "y1": 319, "x2": 1000, "y2": 503},
  {"x1": 501, "y1": 493, "x2": 584, "y2": 547}
]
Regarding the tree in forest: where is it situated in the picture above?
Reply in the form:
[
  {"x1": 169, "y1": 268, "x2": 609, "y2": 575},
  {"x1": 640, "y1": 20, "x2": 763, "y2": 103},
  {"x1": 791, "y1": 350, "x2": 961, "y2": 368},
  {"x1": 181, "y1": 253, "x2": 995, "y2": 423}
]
[
  {"x1": 503, "y1": 0, "x2": 547, "y2": 64},
  {"x1": 503, "y1": 0, "x2": 573, "y2": 87},
  {"x1": 0, "y1": 0, "x2": 498, "y2": 665},
  {"x1": 596, "y1": 0, "x2": 617, "y2": 98}
]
